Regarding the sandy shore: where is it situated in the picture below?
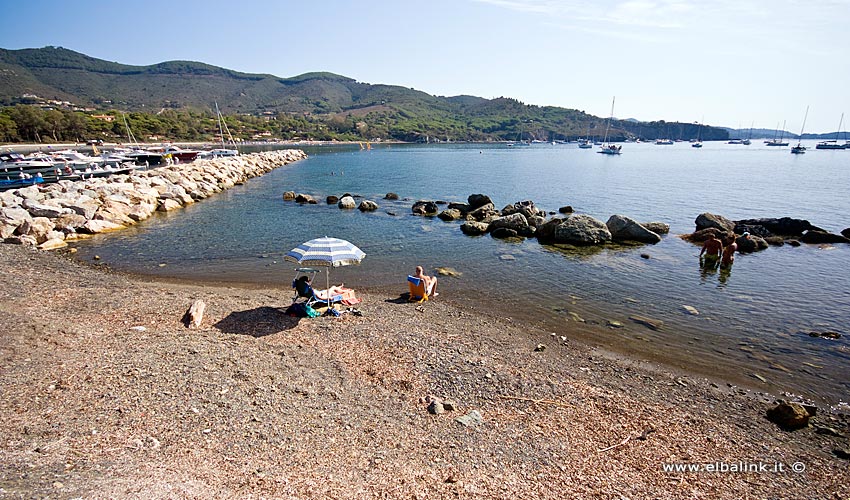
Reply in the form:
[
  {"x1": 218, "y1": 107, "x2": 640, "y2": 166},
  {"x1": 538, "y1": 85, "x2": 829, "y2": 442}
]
[{"x1": 0, "y1": 244, "x2": 847, "y2": 498}]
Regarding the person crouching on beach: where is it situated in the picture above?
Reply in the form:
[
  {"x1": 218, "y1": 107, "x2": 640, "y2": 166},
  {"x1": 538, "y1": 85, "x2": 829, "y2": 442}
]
[{"x1": 414, "y1": 266, "x2": 438, "y2": 296}]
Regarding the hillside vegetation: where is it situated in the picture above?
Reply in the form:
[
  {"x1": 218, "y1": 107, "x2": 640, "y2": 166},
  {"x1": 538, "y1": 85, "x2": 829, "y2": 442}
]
[{"x1": 0, "y1": 46, "x2": 729, "y2": 143}]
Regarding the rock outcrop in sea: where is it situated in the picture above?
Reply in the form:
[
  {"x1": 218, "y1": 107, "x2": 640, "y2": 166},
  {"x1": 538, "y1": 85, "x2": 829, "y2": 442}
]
[
  {"x1": 0, "y1": 150, "x2": 307, "y2": 249},
  {"x1": 684, "y1": 212, "x2": 849, "y2": 250}
]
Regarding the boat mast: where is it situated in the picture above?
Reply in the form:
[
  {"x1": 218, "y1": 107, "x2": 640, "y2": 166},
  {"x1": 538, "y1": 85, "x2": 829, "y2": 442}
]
[
  {"x1": 797, "y1": 106, "x2": 809, "y2": 147},
  {"x1": 215, "y1": 102, "x2": 225, "y2": 149},
  {"x1": 122, "y1": 112, "x2": 137, "y2": 146},
  {"x1": 603, "y1": 96, "x2": 615, "y2": 145}
]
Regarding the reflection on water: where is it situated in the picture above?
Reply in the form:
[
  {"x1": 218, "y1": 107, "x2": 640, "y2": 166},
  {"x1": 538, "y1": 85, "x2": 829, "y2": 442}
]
[{"x1": 71, "y1": 142, "x2": 850, "y2": 405}]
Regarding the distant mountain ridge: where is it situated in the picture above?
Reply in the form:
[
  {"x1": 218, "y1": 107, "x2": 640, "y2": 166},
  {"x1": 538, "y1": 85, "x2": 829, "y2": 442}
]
[{"x1": 0, "y1": 46, "x2": 729, "y2": 142}]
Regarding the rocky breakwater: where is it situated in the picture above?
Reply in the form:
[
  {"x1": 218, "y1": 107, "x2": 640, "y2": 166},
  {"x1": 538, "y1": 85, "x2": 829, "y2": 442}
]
[{"x1": 0, "y1": 150, "x2": 307, "y2": 250}]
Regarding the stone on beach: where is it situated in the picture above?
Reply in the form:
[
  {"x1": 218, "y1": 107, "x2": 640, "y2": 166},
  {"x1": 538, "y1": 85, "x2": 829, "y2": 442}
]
[{"x1": 766, "y1": 402, "x2": 811, "y2": 431}]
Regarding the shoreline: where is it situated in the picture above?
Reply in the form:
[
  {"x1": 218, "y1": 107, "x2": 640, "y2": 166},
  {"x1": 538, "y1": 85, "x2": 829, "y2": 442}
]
[{"x1": 1, "y1": 244, "x2": 847, "y2": 497}]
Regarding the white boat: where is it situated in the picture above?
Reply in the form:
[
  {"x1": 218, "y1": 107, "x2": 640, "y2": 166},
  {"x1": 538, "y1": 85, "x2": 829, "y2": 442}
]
[
  {"x1": 816, "y1": 113, "x2": 846, "y2": 150},
  {"x1": 655, "y1": 138, "x2": 674, "y2": 145},
  {"x1": 597, "y1": 97, "x2": 622, "y2": 155},
  {"x1": 791, "y1": 106, "x2": 808, "y2": 154},
  {"x1": 577, "y1": 138, "x2": 593, "y2": 149}
]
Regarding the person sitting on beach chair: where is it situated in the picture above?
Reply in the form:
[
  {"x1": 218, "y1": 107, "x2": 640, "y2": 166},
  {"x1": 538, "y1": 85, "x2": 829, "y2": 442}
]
[
  {"x1": 293, "y1": 276, "x2": 360, "y2": 307},
  {"x1": 408, "y1": 266, "x2": 438, "y2": 302}
]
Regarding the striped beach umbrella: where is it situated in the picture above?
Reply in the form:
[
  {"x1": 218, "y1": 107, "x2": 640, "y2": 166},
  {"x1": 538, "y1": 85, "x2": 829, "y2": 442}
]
[
  {"x1": 284, "y1": 236, "x2": 365, "y2": 267},
  {"x1": 284, "y1": 237, "x2": 365, "y2": 311}
]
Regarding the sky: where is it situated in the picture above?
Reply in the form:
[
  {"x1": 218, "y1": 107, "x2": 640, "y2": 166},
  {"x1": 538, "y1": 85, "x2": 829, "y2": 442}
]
[{"x1": 1, "y1": 0, "x2": 849, "y2": 133}]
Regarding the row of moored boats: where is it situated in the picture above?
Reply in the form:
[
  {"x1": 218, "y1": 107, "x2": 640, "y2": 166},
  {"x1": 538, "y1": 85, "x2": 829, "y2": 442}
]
[{"x1": 0, "y1": 145, "x2": 239, "y2": 190}]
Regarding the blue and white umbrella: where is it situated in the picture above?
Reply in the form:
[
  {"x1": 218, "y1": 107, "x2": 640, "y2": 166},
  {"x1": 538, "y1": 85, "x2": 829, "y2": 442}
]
[
  {"x1": 284, "y1": 237, "x2": 365, "y2": 311},
  {"x1": 284, "y1": 236, "x2": 365, "y2": 268}
]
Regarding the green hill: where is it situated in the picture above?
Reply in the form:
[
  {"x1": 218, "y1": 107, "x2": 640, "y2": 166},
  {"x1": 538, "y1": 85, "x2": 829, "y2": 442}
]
[{"x1": 0, "y1": 46, "x2": 729, "y2": 143}]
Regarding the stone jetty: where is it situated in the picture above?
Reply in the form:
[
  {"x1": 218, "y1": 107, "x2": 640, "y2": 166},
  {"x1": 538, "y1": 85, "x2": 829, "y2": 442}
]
[{"x1": 0, "y1": 150, "x2": 307, "y2": 250}]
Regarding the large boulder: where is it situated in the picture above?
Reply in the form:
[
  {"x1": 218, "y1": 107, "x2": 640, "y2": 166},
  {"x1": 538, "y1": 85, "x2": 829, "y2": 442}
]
[
  {"x1": 294, "y1": 193, "x2": 317, "y2": 204},
  {"x1": 326, "y1": 195, "x2": 339, "y2": 205},
  {"x1": 536, "y1": 218, "x2": 566, "y2": 243},
  {"x1": 0, "y1": 207, "x2": 32, "y2": 228},
  {"x1": 800, "y1": 230, "x2": 850, "y2": 244},
  {"x1": 460, "y1": 221, "x2": 489, "y2": 236},
  {"x1": 438, "y1": 209, "x2": 462, "y2": 221},
  {"x1": 501, "y1": 200, "x2": 543, "y2": 219},
  {"x1": 0, "y1": 222, "x2": 17, "y2": 239},
  {"x1": 735, "y1": 217, "x2": 819, "y2": 237},
  {"x1": 384, "y1": 192, "x2": 399, "y2": 200},
  {"x1": 467, "y1": 194, "x2": 493, "y2": 209},
  {"x1": 282, "y1": 191, "x2": 296, "y2": 201},
  {"x1": 606, "y1": 215, "x2": 662, "y2": 244},
  {"x1": 358, "y1": 200, "x2": 379, "y2": 212},
  {"x1": 490, "y1": 213, "x2": 530, "y2": 233},
  {"x1": 338, "y1": 196, "x2": 356, "y2": 209},
  {"x1": 53, "y1": 213, "x2": 89, "y2": 233},
  {"x1": 766, "y1": 403, "x2": 810, "y2": 431},
  {"x1": 22, "y1": 200, "x2": 73, "y2": 219},
  {"x1": 412, "y1": 200, "x2": 439, "y2": 216},
  {"x1": 695, "y1": 213, "x2": 735, "y2": 233},
  {"x1": 157, "y1": 199, "x2": 182, "y2": 212},
  {"x1": 553, "y1": 214, "x2": 611, "y2": 245},
  {"x1": 642, "y1": 222, "x2": 670, "y2": 235},
  {"x1": 19, "y1": 217, "x2": 54, "y2": 244},
  {"x1": 736, "y1": 234, "x2": 768, "y2": 253},
  {"x1": 466, "y1": 202, "x2": 499, "y2": 223}
]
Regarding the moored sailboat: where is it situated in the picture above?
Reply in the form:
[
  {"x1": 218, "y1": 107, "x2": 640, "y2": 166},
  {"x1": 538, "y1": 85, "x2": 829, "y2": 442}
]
[
  {"x1": 597, "y1": 97, "x2": 622, "y2": 155},
  {"x1": 815, "y1": 113, "x2": 846, "y2": 150},
  {"x1": 791, "y1": 106, "x2": 809, "y2": 154}
]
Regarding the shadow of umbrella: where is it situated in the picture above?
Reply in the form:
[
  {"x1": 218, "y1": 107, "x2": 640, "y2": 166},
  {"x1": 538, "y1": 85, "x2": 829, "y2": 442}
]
[{"x1": 213, "y1": 306, "x2": 299, "y2": 337}]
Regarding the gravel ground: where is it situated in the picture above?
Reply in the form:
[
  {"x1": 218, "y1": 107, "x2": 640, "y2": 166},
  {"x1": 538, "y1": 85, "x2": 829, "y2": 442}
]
[{"x1": 0, "y1": 244, "x2": 847, "y2": 499}]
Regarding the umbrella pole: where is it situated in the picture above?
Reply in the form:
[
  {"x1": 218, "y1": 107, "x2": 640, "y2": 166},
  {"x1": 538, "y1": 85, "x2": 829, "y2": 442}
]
[{"x1": 326, "y1": 267, "x2": 331, "y2": 314}]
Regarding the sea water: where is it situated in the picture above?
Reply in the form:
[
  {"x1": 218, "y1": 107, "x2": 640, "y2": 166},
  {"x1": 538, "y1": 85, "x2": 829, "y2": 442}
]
[{"x1": 72, "y1": 142, "x2": 850, "y2": 405}]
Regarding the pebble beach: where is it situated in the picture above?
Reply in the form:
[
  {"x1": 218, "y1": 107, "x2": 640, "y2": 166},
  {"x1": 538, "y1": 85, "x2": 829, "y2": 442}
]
[{"x1": 0, "y1": 243, "x2": 848, "y2": 498}]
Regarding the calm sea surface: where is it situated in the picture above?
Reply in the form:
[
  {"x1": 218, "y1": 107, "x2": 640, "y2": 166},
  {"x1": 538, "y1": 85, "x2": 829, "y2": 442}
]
[{"x1": 72, "y1": 142, "x2": 850, "y2": 406}]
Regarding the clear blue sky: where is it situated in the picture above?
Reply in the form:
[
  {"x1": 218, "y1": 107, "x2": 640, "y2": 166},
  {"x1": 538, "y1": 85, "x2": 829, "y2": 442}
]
[{"x1": 2, "y1": 0, "x2": 849, "y2": 133}]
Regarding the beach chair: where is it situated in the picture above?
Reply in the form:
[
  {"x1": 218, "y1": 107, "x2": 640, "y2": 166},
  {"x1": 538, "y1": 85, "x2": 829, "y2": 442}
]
[
  {"x1": 407, "y1": 275, "x2": 431, "y2": 303},
  {"x1": 292, "y1": 268, "x2": 361, "y2": 309}
]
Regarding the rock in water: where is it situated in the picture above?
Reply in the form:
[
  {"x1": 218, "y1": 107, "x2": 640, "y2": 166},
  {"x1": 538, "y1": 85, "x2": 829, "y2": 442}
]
[
  {"x1": 695, "y1": 212, "x2": 735, "y2": 233},
  {"x1": 552, "y1": 214, "x2": 611, "y2": 245},
  {"x1": 629, "y1": 315, "x2": 663, "y2": 331},
  {"x1": 337, "y1": 196, "x2": 356, "y2": 209},
  {"x1": 606, "y1": 215, "x2": 662, "y2": 244},
  {"x1": 682, "y1": 305, "x2": 699, "y2": 315}
]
